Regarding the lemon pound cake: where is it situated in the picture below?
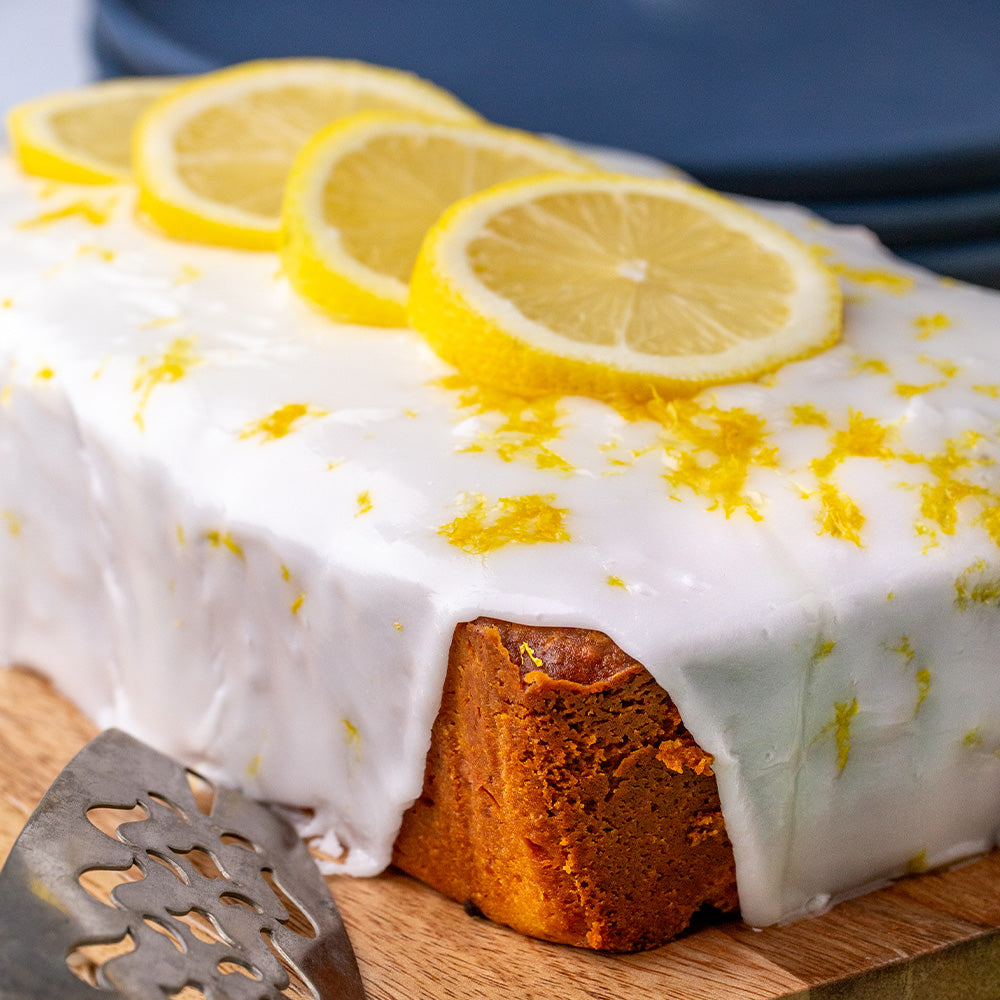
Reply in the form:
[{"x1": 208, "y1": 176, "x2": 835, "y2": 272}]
[
  {"x1": 3, "y1": 117, "x2": 1000, "y2": 954},
  {"x1": 393, "y1": 619, "x2": 739, "y2": 950}
]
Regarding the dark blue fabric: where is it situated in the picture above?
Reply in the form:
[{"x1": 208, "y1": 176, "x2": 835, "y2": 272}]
[{"x1": 93, "y1": 0, "x2": 1000, "y2": 201}]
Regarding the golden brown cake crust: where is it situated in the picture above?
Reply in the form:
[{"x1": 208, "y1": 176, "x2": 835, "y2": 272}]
[{"x1": 392, "y1": 618, "x2": 739, "y2": 951}]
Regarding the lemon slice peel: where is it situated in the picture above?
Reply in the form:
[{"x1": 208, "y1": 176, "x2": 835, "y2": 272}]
[
  {"x1": 408, "y1": 173, "x2": 843, "y2": 401},
  {"x1": 280, "y1": 112, "x2": 598, "y2": 326},
  {"x1": 7, "y1": 77, "x2": 180, "y2": 184},
  {"x1": 132, "y1": 58, "x2": 480, "y2": 250}
]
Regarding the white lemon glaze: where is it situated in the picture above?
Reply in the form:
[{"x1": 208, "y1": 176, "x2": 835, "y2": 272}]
[{"x1": 1, "y1": 157, "x2": 999, "y2": 926}]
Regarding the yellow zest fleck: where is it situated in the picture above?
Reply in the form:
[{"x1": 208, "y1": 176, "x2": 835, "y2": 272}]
[
  {"x1": 832, "y1": 699, "x2": 859, "y2": 770},
  {"x1": 852, "y1": 356, "x2": 891, "y2": 376},
  {"x1": 918, "y1": 353, "x2": 959, "y2": 379},
  {"x1": 916, "y1": 669, "x2": 931, "y2": 713},
  {"x1": 34, "y1": 367, "x2": 54, "y2": 381},
  {"x1": 2, "y1": 510, "x2": 22, "y2": 536},
  {"x1": 133, "y1": 336, "x2": 202, "y2": 430},
  {"x1": 176, "y1": 524, "x2": 186, "y2": 546},
  {"x1": 290, "y1": 592, "x2": 305, "y2": 615},
  {"x1": 887, "y1": 591, "x2": 896, "y2": 601},
  {"x1": 206, "y1": 529, "x2": 244, "y2": 559},
  {"x1": 895, "y1": 381, "x2": 946, "y2": 398},
  {"x1": 639, "y1": 397, "x2": 776, "y2": 521},
  {"x1": 77, "y1": 243, "x2": 115, "y2": 262},
  {"x1": 812, "y1": 409, "x2": 896, "y2": 478},
  {"x1": 439, "y1": 492, "x2": 570, "y2": 556},
  {"x1": 888, "y1": 636, "x2": 916, "y2": 664},
  {"x1": 904, "y1": 851, "x2": 928, "y2": 875},
  {"x1": 828, "y1": 261, "x2": 914, "y2": 295},
  {"x1": 812, "y1": 638, "x2": 836, "y2": 662},
  {"x1": 973, "y1": 384, "x2": 1000, "y2": 399},
  {"x1": 606, "y1": 574, "x2": 628, "y2": 590},
  {"x1": 342, "y1": 718, "x2": 361, "y2": 747},
  {"x1": 355, "y1": 490, "x2": 373, "y2": 516},
  {"x1": 790, "y1": 403, "x2": 829, "y2": 427},
  {"x1": 1, "y1": 298, "x2": 12, "y2": 308},
  {"x1": 246, "y1": 754, "x2": 261, "y2": 778},
  {"x1": 281, "y1": 564, "x2": 290, "y2": 582},
  {"x1": 979, "y1": 502, "x2": 1000, "y2": 549},
  {"x1": 915, "y1": 435, "x2": 989, "y2": 540},
  {"x1": 955, "y1": 560, "x2": 1000, "y2": 610},
  {"x1": 393, "y1": 621, "x2": 403, "y2": 631},
  {"x1": 914, "y1": 313, "x2": 951, "y2": 340},
  {"x1": 815, "y1": 481, "x2": 865, "y2": 546},
  {"x1": 239, "y1": 402, "x2": 328, "y2": 442},
  {"x1": 17, "y1": 197, "x2": 117, "y2": 229},
  {"x1": 0, "y1": 384, "x2": 11, "y2": 407},
  {"x1": 139, "y1": 315, "x2": 181, "y2": 330},
  {"x1": 175, "y1": 264, "x2": 201, "y2": 285},
  {"x1": 519, "y1": 642, "x2": 544, "y2": 668},
  {"x1": 439, "y1": 374, "x2": 573, "y2": 473},
  {"x1": 964, "y1": 728, "x2": 983, "y2": 748}
]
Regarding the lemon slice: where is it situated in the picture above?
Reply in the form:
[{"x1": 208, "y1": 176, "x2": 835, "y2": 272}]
[
  {"x1": 132, "y1": 59, "x2": 480, "y2": 250},
  {"x1": 6, "y1": 77, "x2": 179, "y2": 184},
  {"x1": 280, "y1": 113, "x2": 595, "y2": 326},
  {"x1": 408, "y1": 174, "x2": 843, "y2": 400}
]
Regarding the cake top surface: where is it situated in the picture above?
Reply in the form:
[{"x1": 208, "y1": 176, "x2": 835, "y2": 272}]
[{"x1": 2, "y1": 153, "x2": 999, "y2": 926}]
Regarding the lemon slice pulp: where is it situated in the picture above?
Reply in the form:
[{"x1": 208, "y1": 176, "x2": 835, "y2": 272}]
[
  {"x1": 280, "y1": 113, "x2": 595, "y2": 326},
  {"x1": 132, "y1": 59, "x2": 480, "y2": 250},
  {"x1": 6, "y1": 77, "x2": 179, "y2": 184},
  {"x1": 408, "y1": 174, "x2": 843, "y2": 400}
]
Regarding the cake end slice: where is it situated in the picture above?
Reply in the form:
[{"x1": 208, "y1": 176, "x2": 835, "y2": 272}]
[{"x1": 392, "y1": 618, "x2": 739, "y2": 951}]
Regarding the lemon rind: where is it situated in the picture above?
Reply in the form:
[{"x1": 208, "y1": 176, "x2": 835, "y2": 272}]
[
  {"x1": 280, "y1": 112, "x2": 597, "y2": 324},
  {"x1": 132, "y1": 59, "x2": 481, "y2": 250},
  {"x1": 7, "y1": 77, "x2": 178, "y2": 184},
  {"x1": 409, "y1": 173, "x2": 843, "y2": 399}
]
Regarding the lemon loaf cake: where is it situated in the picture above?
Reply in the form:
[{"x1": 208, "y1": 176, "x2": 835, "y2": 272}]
[
  {"x1": 393, "y1": 619, "x2": 739, "y2": 950},
  {"x1": 2, "y1": 129, "x2": 1000, "y2": 956}
]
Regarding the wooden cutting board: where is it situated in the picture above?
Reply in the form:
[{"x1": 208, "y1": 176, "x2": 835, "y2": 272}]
[{"x1": 3, "y1": 665, "x2": 1000, "y2": 1000}]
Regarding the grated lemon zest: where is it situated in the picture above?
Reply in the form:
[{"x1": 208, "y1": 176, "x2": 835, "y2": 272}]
[
  {"x1": 812, "y1": 638, "x2": 836, "y2": 662},
  {"x1": 852, "y1": 356, "x2": 891, "y2": 375},
  {"x1": 828, "y1": 262, "x2": 914, "y2": 295},
  {"x1": 790, "y1": 403, "x2": 829, "y2": 427},
  {"x1": 914, "y1": 313, "x2": 951, "y2": 340},
  {"x1": 239, "y1": 402, "x2": 328, "y2": 442},
  {"x1": 895, "y1": 381, "x2": 946, "y2": 398},
  {"x1": 918, "y1": 353, "x2": 960, "y2": 378},
  {"x1": 206, "y1": 529, "x2": 244, "y2": 559},
  {"x1": 133, "y1": 336, "x2": 202, "y2": 431},
  {"x1": 815, "y1": 481, "x2": 866, "y2": 546},
  {"x1": 955, "y1": 560, "x2": 1000, "y2": 610},
  {"x1": 518, "y1": 642, "x2": 544, "y2": 668},
  {"x1": 17, "y1": 197, "x2": 117, "y2": 229},
  {"x1": 439, "y1": 492, "x2": 570, "y2": 555},
  {"x1": 440, "y1": 374, "x2": 572, "y2": 473},
  {"x1": 811, "y1": 410, "x2": 897, "y2": 479},
  {"x1": 916, "y1": 669, "x2": 931, "y2": 713}
]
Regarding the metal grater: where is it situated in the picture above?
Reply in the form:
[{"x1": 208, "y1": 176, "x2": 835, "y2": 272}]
[{"x1": 0, "y1": 729, "x2": 365, "y2": 1000}]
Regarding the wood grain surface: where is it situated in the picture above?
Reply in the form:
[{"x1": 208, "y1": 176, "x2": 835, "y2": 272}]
[{"x1": 3, "y1": 665, "x2": 1000, "y2": 999}]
